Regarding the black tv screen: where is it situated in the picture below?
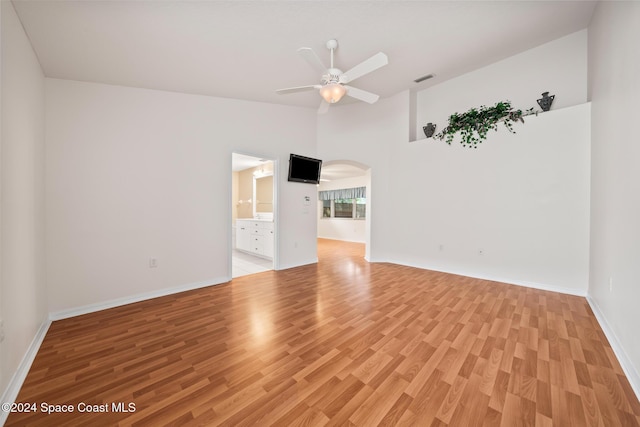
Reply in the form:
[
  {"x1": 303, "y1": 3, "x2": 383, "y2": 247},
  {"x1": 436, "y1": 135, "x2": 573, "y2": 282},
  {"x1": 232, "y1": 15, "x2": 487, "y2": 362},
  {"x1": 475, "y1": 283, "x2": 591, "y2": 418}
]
[{"x1": 288, "y1": 154, "x2": 322, "y2": 184}]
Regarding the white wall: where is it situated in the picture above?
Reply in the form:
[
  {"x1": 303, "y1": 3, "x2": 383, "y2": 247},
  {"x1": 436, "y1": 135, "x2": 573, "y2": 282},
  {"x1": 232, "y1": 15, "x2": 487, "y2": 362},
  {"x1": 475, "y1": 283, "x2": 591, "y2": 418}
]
[
  {"x1": 588, "y1": 1, "x2": 640, "y2": 394},
  {"x1": 318, "y1": 28, "x2": 590, "y2": 295},
  {"x1": 0, "y1": 0, "x2": 47, "y2": 404},
  {"x1": 46, "y1": 79, "x2": 317, "y2": 315},
  {"x1": 389, "y1": 104, "x2": 590, "y2": 294},
  {"x1": 318, "y1": 175, "x2": 368, "y2": 243}
]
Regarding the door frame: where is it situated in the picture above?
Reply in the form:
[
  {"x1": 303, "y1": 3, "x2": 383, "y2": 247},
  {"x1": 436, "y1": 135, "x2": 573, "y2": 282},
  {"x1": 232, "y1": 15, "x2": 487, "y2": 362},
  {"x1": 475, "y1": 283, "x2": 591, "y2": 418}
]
[{"x1": 230, "y1": 151, "x2": 279, "y2": 277}]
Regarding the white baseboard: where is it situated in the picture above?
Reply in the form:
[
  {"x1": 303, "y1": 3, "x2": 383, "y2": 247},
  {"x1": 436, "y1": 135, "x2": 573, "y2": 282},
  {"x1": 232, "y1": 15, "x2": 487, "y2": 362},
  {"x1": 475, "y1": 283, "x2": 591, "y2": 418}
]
[
  {"x1": 386, "y1": 259, "x2": 587, "y2": 297},
  {"x1": 0, "y1": 319, "x2": 51, "y2": 426},
  {"x1": 49, "y1": 276, "x2": 231, "y2": 321},
  {"x1": 276, "y1": 258, "x2": 318, "y2": 271},
  {"x1": 587, "y1": 296, "x2": 640, "y2": 402}
]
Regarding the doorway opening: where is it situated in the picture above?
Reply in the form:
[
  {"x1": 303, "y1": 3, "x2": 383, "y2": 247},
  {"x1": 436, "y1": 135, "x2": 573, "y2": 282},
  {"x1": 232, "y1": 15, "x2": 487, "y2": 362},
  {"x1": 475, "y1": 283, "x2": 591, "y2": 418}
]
[
  {"x1": 317, "y1": 160, "x2": 371, "y2": 261},
  {"x1": 231, "y1": 153, "x2": 276, "y2": 278}
]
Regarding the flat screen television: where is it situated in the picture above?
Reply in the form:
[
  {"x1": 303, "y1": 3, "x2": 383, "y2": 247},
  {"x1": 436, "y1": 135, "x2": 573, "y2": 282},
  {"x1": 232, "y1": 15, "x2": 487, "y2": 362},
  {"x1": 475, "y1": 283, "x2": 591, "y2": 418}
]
[{"x1": 288, "y1": 154, "x2": 322, "y2": 184}]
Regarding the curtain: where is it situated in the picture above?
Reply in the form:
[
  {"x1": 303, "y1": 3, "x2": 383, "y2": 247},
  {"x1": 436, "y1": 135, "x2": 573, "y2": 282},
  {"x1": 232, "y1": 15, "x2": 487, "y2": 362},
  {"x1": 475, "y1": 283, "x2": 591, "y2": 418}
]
[{"x1": 318, "y1": 186, "x2": 366, "y2": 201}]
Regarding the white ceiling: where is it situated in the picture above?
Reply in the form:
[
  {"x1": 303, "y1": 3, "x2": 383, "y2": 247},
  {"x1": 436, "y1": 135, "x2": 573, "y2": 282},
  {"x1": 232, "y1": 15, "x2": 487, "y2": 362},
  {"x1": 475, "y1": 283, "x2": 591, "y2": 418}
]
[
  {"x1": 12, "y1": 1, "x2": 596, "y2": 110},
  {"x1": 320, "y1": 163, "x2": 367, "y2": 182}
]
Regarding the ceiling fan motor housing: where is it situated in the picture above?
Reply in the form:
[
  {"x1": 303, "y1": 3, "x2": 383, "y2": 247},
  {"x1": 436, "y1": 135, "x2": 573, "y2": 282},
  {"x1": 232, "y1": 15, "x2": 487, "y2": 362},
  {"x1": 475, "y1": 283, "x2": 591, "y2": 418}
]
[{"x1": 322, "y1": 68, "x2": 344, "y2": 85}]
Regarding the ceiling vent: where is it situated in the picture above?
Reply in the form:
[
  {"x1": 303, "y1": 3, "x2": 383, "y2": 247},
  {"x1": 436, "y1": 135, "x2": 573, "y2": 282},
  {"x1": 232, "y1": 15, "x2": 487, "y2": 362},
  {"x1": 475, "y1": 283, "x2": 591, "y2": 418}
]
[{"x1": 414, "y1": 73, "x2": 435, "y2": 83}]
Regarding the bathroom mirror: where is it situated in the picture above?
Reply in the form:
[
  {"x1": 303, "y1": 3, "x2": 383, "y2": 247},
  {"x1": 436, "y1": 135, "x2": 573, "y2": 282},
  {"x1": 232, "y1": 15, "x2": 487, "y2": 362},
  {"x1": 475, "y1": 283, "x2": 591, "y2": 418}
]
[{"x1": 253, "y1": 171, "x2": 273, "y2": 217}]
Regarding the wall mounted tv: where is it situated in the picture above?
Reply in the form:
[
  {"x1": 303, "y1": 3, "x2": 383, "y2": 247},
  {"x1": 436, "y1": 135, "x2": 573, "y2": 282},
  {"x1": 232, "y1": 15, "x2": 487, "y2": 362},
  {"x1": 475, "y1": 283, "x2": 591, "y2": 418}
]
[{"x1": 288, "y1": 154, "x2": 322, "y2": 184}]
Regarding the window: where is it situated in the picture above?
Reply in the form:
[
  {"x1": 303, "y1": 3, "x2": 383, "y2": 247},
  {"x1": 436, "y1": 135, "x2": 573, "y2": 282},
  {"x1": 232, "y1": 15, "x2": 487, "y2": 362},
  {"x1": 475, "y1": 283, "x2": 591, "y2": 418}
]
[
  {"x1": 355, "y1": 198, "x2": 366, "y2": 219},
  {"x1": 322, "y1": 200, "x2": 331, "y2": 218},
  {"x1": 334, "y1": 199, "x2": 355, "y2": 218},
  {"x1": 318, "y1": 187, "x2": 366, "y2": 220},
  {"x1": 321, "y1": 198, "x2": 366, "y2": 219}
]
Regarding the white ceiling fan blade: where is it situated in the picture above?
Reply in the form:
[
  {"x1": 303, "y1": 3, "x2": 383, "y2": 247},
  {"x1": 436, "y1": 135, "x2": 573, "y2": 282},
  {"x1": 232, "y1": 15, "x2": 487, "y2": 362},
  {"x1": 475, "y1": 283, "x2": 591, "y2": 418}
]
[
  {"x1": 344, "y1": 85, "x2": 380, "y2": 104},
  {"x1": 276, "y1": 85, "x2": 320, "y2": 95},
  {"x1": 297, "y1": 47, "x2": 328, "y2": 74},
  {"x1": 343, "y1": 52, "x2": 388, "y2": 83},
  {"x1": 318, "y1": 100, "x2": 330, "y2": 115}
]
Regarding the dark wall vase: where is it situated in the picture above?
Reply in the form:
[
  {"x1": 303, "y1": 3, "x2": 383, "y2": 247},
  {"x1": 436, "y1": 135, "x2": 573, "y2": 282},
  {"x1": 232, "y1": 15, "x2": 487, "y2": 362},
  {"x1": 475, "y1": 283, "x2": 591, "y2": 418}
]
[
  {"x1": 423, "y1": 123, "x2": 436, "y2": 138},
  {"x1": 537, "y1": 92, "x2": 555, "y2": 112}
]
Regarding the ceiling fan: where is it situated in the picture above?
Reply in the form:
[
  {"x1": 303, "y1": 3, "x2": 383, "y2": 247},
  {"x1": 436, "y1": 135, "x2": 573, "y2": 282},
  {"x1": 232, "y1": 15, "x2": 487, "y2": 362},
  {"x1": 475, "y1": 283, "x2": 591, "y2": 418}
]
[{"x1": 276, "y1": 39, "x2": 388, "y2": 114}]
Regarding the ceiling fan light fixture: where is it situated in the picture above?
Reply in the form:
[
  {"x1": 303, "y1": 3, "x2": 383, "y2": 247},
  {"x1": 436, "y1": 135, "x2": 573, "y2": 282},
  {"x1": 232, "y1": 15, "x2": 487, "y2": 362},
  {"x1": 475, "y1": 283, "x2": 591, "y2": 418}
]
[{"x1": 319, "y1": 83, "x2": 346, "y2": 104}]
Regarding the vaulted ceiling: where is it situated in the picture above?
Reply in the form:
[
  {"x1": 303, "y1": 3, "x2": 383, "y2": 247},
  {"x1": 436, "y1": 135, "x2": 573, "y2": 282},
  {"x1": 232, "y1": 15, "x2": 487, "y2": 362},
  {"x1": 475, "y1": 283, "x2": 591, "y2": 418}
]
[{"x1": 13, "y1": 1, "x2": 596, "y2": 109}]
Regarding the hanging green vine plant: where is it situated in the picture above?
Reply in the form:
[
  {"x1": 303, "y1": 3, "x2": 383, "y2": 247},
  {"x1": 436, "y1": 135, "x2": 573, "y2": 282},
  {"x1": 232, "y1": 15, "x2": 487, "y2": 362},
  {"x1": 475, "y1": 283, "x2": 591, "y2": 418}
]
[{"x1": 434, "y1": 101, "x2": 535, "y2": 148}]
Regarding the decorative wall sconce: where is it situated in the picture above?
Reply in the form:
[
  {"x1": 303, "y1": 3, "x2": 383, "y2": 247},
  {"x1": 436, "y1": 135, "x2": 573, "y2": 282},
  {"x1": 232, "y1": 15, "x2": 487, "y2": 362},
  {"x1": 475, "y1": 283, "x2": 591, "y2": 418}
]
[
  {"x1": 423, "y1": 123, "x2": 436, "y2": 138},
  {"x1": 537, "y1": 92, "x2": 555, "y2": 112}
]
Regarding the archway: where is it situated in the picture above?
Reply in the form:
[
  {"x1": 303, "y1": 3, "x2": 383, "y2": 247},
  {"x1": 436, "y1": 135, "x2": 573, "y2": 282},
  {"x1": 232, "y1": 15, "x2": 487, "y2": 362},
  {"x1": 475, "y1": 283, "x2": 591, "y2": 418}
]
[{"x1": 318, "y1": 160, "x2": 371, "y2": 261}]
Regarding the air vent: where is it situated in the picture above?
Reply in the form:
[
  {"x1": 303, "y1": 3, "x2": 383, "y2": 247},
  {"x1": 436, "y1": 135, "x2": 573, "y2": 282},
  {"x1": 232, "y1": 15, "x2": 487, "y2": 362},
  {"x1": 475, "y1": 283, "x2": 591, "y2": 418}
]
[{"x1": 414, "y1": 73, "x2": 435, "y2": 83}]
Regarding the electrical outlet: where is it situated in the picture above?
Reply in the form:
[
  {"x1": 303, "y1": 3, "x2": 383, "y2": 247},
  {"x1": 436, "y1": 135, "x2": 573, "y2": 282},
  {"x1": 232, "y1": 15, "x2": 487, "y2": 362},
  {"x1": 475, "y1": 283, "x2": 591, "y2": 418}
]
[
  {"x1": 0, "y1": 319, "x2": 5, "y2": 343},
  {"x1": 609, "y1": 277, "x2": 613, "y2": 292},
  {"x1": 149, "y1": 258, "x2": 157, "y2": 268},
  {"x1": 478, "y1": 249, "x2": 484, "y2": 256},
  {"x1": 439, "y1": 244, "x2": 444, "y2": 252}
]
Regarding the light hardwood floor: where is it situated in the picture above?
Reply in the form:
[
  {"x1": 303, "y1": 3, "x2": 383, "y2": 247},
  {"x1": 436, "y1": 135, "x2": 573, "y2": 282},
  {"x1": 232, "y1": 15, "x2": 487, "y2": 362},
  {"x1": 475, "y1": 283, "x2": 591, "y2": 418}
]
[{"x1": 6, "y1": 239, "x2": 640, "y2": 426}]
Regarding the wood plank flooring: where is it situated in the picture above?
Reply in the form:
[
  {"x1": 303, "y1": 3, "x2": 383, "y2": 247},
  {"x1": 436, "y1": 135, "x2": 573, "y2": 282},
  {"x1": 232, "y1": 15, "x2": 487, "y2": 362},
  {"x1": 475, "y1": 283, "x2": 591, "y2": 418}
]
[{"x1": 6, "y1": 239, "x2": 640, "y2": 426}]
